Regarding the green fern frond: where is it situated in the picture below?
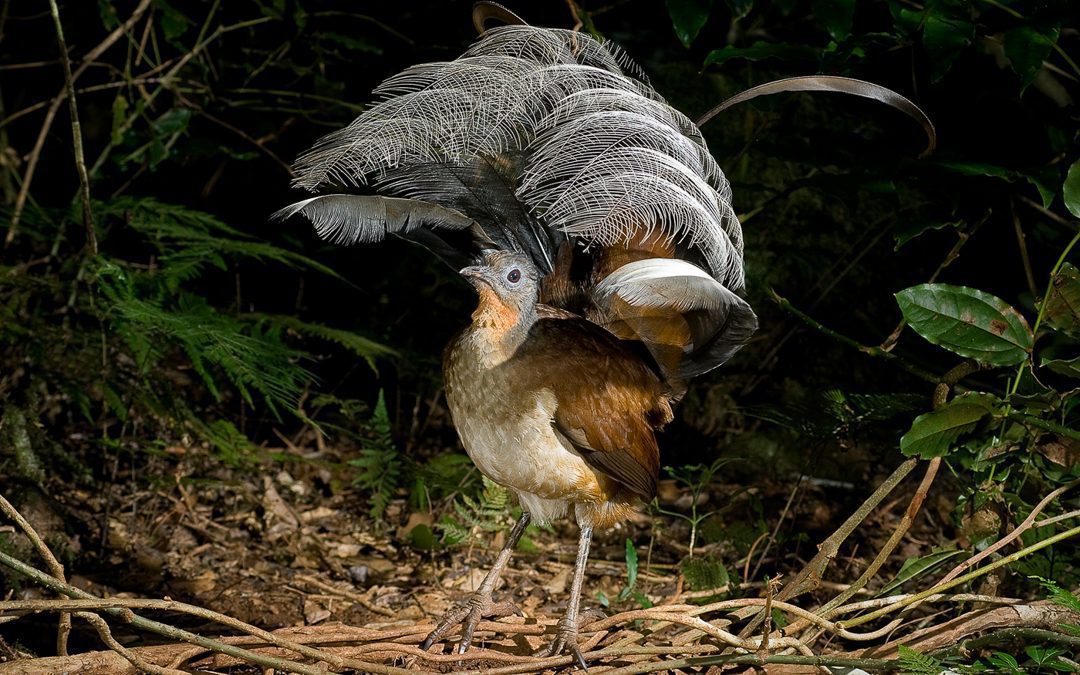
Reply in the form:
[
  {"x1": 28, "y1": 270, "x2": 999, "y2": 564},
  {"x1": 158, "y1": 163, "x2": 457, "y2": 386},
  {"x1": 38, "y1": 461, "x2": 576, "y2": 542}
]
[
  {"x1": 96, "y1": 262, "x2": 311, "y2": 415},
  {"x1": 349, "y1": 391, "x2": 405, "y2": 519},
  {"x1": 897, "y1": 645, "x2": 942, "y2": 674},
  {"x1": 103, "y1": 197, "x2": 342, "y2": 284},
  {"x1": 251, "y1": 314, "x2": 397, "y2": 371}
]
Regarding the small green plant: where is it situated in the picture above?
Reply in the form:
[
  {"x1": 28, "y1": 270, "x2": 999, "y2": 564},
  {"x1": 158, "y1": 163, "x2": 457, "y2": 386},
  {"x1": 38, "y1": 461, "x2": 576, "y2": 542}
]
[
  {"x1": 437, "y1": 476, "x2": 513, "y2": 547},
  {"x1": 615, "y1": 538, "x2": 652, "y2": 608},
  {"x1": 897, "y1": 645, "x2": 942, "y2": 675},
  {"x1": 349, "y1": 391, "x2": 404, "y2": 520},
  {"x1": 655, "y1": 457, "x2": 734, "y2": 557}
]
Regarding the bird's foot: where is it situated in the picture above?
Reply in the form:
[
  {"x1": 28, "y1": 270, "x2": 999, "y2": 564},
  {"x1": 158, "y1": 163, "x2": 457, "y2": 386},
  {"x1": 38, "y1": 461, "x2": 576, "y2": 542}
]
[
  {"x1": 420, "y1": 591, "x2": 521, "y2": 654},
  {"x1": 534, "y1": 615, "x2": 588, "y2": 671}
]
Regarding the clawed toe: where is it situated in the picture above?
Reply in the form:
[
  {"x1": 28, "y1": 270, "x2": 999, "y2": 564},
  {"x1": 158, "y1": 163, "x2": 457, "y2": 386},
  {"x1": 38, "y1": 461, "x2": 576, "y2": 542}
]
[
  {"x1": 421, "y1": 592, "x2": 521, "y2": 653},
  {"x1": 534, "y1": 620, "x2": 588, "y2": 671}
]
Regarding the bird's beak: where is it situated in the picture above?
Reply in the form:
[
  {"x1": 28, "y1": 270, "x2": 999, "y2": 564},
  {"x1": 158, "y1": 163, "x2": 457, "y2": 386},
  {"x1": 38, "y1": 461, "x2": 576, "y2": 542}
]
[{"x1": 460, "y1": 266, "x2": 492, "y2": 289}]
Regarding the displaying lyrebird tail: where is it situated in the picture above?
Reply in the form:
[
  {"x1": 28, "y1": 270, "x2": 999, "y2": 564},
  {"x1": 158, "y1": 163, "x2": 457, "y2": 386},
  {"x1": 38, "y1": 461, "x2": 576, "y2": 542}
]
[{"x1": 275, "y1": 5, "x2": 933, "y2": 668}]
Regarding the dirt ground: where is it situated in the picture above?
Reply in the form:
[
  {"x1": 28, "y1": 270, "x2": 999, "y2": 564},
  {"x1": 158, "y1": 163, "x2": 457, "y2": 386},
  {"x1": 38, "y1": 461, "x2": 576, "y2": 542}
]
[{"x1": 0, "y1": 415, "x2": 971, "y2": 674}]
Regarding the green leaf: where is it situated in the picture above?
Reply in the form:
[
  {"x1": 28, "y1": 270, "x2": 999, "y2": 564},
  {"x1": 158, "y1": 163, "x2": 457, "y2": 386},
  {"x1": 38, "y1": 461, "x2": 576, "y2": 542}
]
[
  {"x1": 667, "y1": 0, "x2": 714, "y2": 47},
  {"x1": 97, "y1": 0, "x2": 120, "y2": 29},
  {"x1": 934, "y1": 160, "x2": 1016, "y2": 180},
  {"x1": 1044, "y1": 263, "x2": 1080, "y2": 337},
  {"x1": 624, "y1": 539, "x2": 639, "y2": 589},
  {"x1": 153, "y1": 0, "x2": 192, "y2": 42},
  {"x1": 892, "y1": 219, "x2": 963, "y2": 250},
  {"x1": 110, "y1": 95, "x2": 129, "y2": 146},
  {"x1": 877, "y1": 549, "x2": 963, "y2": 595},
  {"x1": 900, "y1": 393, "x2": 998, "y2": 459},
  {"x1": 1004, "y1": 26, "x2": 1059, "y2": 89},
  {"x1": 1041, "y1": 355, "x2": 1080, "y2": 379},
  {"x1": 923, "y1": 11, "x2": 973, "y2": 83},
  {"x1": 896, "y1": 284, "x2": 1034, "y2": 365},
  {"x1": 1064, "y1": 160, "x2": 1080, "y2": 218},
  {"x1": 704, "y1": 41, "x2": 817, "y2": 67},
  {"x1": 812, "y1": 0, "x2": 855, "y2": 41}
]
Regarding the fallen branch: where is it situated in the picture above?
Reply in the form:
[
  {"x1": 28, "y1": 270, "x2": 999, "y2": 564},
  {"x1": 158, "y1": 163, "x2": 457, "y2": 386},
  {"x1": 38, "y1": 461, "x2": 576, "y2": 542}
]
[{"x1": 858, "y1": 602, "x2": 1080, "y2": 658}]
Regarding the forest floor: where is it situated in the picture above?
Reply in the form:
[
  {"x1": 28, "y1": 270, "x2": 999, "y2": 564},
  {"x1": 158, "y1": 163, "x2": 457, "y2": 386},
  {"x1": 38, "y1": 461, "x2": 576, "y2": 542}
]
[{"x1": 0, "y1": 423, "x2": 973, "y2": 674}]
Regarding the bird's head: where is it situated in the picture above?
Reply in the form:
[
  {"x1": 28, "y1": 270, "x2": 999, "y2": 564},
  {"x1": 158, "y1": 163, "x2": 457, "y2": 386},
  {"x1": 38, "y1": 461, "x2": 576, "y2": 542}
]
[{"x1": 460, "y1": 250, "x2": 540, "y2": 331}]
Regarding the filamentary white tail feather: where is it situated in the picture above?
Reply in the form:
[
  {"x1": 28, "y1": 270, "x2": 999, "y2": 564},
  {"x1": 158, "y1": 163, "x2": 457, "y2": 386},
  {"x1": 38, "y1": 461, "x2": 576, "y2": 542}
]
[{"x1": 287, "y1": 25, "x2": 744, "y2": 292}]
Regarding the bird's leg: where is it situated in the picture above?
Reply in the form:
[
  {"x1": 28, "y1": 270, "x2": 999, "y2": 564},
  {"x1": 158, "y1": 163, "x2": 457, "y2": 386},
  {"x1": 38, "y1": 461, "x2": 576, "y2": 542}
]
[
  {"x1": 421, "y1": 511, "x2": 531, "y2": 653},
  {"x1": 536, "y1": 523, "x2": 593, "y2": 670}
]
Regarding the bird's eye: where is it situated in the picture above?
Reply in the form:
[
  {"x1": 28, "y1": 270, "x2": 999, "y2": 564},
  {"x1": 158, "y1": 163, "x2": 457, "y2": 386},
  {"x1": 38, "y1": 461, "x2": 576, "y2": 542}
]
[{"x1": 507, "y1": 269, "x2": 521, "y2": 283}]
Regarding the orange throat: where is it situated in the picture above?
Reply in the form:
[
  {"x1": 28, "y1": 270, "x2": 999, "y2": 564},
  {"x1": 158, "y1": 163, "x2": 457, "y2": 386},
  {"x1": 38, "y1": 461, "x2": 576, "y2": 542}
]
[{"x1": 470, "y1": 285, "x2": 521, "y2": 334}]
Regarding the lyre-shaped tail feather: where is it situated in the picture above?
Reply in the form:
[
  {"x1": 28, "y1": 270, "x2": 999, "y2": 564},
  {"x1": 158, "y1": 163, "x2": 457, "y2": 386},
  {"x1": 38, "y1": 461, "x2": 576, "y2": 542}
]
[
  {"x1": 592, "y1": 259, "x2": 758, "y2": 393},
  {"x1": 285, "y1": 24, "x2": 742, "y2": 291}
]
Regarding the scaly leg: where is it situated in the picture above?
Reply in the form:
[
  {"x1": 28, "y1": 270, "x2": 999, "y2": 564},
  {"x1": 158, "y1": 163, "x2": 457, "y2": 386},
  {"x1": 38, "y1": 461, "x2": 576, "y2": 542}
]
[
  {"x1": 536, "y1": 523, "x2": 593, "y2": 670},
  {"x1": 421, "y1": 511, "x2": 531, "y2": 653}
]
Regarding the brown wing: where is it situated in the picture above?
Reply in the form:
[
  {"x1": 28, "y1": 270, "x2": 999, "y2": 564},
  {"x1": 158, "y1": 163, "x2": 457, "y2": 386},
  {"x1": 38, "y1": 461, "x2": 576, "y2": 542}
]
[{"x1": 509, "y1": 312, "x2": 673, "y2": 499}]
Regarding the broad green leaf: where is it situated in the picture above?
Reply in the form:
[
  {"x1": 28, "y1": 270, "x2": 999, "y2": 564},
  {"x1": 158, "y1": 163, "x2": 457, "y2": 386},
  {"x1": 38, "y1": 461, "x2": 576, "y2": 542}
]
[
  {"x1": 153, "y1": 0, "x2": 192, "y2": 42},
  {"x1": 1005, "y1": 26, "x2": 1059, "y2": 89},
  {"x1": 1064, "y1": 160, "x2": 1080, "y2": 218},
  {"x1": 812, "y1": 0, "x2": 855, "y2": 41},
  {"x1": 1043, "y1": 263, "x2": 1080, "y2": 337},
  {"x1": 896, "y1": 284, "x2": 1033, "y2": 365},
  {"x1": 878, "y1": 549, "x2": 963, "y2": 595},
  {"x1": 934, "y1": 160, "x2": 1016, "y2": 181},
  {"x1": 1026, "y1": 166, "x2": 1059, "y2": 208},
  {"x1": 667, "y1": 0, "x2": 714, "y2": 47},
  {"x1": 625, "y1": 539, "x2": 638, "y2": 589},
  {"x1": 1041, "y1": 355, "x2": 1080, "y2": 379},
  {"x1": 923, "y1": 12, "x2": 973, "y2": 82},
  {"x1": 892, "y1": 219, "x2": 963, "y2": 250},
  {"x1": 704, "y1": 41, "x2": 816, "y2": 67},
  {"x1": 900, "y1": 393, "x2": 998, "y2": 459}
]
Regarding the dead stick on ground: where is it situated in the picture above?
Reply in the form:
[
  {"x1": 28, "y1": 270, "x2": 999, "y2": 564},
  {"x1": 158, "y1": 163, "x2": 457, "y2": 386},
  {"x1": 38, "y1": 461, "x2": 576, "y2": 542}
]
[
  {"x1": 74, "y1": 611, "x2": 186, "y2": 675},
  {"x1": 903, "y1": 476, "x2": 1080, "y2": 620},
  {"x1": 0, "y1": 495, "x2": 70, "y2": 656},
  {"x1": 837, "y1": 523, "x2": 1080, "y2": 632},
  {"x1": 0, "y1": 549, "x2": 410, "y2": 675}
]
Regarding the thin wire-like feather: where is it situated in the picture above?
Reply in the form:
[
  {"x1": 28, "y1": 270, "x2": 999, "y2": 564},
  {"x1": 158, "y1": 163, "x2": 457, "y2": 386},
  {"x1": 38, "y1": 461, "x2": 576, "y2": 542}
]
[{"x1": 287, "y1": 24, "x2": 744, "y2": 297}]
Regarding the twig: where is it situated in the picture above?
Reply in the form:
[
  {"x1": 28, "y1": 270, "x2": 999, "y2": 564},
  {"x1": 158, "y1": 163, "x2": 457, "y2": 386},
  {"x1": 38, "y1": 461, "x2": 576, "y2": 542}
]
[
  {"x1": 837, "y1": 523, "x2": 1080, "y2": 630},
  {"x1": 0, "y1": 494, "x2": 70, "y2": 656},
  {"x1": 600, "y1": 652, "x2": 899, "y2": 675},
  {"x1": 933, "y1": 626, "x2": 1080, "y2": 657},
  {"x1": 749, "y1": 475, "x2": 802, "y2": 582},
  {"x1": 770, "y1": 290, "x2": 939, "y2": 383},
  {"x1": 0, "y1": 550, "x2": 410, "y2": 674},
  {"x1": 817, "y1": 457, "x2": 942, "y2": 620},
  {"x1": 928, "y1": 477, "x2": 1080, "y2": 596},
  {"x1": 1018, "y1": 194, "x2": 1080, "y2": 230},
  {"x1": 46, "y1": 0, "x2": 95, "y2": 253},
  {"x1": 294, "y1": 574, "x2": 394, "y2": 617},
  {"x1": 1011, "y1": 199, "x2": 1039, "y2": 299},
  {"x1": 777, "y1": 458, "x2": 918, "y2": 604},
  {"x1": 880, "y1": 214, "x2": 987, "y2": 352},
  {"x1": 74, "y1": 612, "x2": 186, "y2": 675},
  {"x1": 5, "y1": 0, "x2": 152, "y2": 246}
]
